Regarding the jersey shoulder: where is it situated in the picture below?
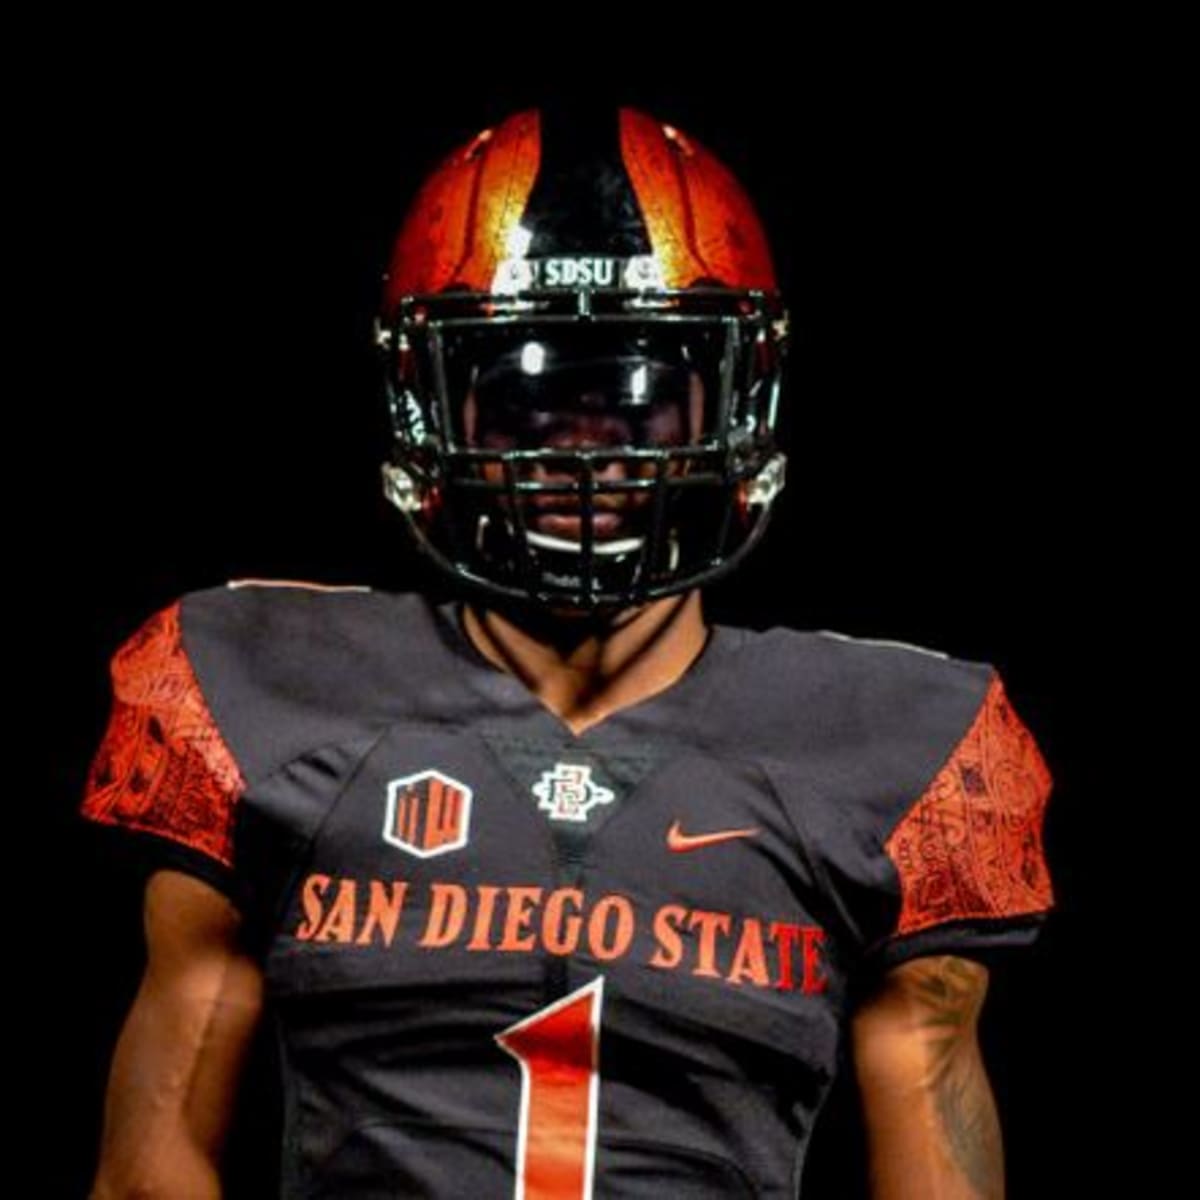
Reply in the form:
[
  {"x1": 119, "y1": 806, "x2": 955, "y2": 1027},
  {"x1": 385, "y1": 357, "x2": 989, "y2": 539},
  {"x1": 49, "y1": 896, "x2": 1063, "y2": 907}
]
[
  {"x1": 168, "y1": 577, "x2": 448, "y2": 780},
  {"x1": 728, "y1": 620, "x2": 996, "y2": 765},
  {"x1": 77, "y1": 578, "x2": 442, "y2": 902},
  {"x1": 730, "y1": 621, "x2": 1056, "y2": 972}
]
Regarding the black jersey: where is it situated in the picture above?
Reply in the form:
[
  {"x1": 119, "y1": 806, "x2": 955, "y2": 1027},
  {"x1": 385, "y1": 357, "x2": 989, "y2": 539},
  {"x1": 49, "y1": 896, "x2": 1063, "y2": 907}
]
[{"x1": 79, "y1": 580, "x2": 1056, "y2": 1199}]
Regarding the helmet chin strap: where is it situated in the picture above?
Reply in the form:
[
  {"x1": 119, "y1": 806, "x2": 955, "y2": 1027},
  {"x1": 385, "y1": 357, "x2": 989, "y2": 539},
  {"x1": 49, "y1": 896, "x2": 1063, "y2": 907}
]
[
  {"x1": 524, "y1": 528, "x2": 645, "y2": 557},
  {"x1": 475, "y1": 516, "x2": 680, "y2": 569}
]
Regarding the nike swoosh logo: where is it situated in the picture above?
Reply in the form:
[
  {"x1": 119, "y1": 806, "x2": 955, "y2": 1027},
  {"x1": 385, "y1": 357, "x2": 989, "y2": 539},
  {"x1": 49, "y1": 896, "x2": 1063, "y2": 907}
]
[{"x1": 666, "y1": 820, "x2": 761, "y2": 852}]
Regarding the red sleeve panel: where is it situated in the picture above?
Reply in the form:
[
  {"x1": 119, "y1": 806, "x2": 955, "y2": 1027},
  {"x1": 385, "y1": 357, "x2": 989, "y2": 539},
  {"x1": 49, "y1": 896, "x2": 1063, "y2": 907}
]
[
  {"x1": 81, "y1": 598, "x2": 246, "y2": 870},
  {"x1": 882, "y1": 668, "x2": 1055, "y2": 947}
]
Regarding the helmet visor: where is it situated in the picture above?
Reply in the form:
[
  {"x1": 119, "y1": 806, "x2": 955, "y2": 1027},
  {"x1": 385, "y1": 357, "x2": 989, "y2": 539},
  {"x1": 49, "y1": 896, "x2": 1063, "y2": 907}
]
[{"x1": 434, "y1": 321, "x2": 730, "y2": 452}]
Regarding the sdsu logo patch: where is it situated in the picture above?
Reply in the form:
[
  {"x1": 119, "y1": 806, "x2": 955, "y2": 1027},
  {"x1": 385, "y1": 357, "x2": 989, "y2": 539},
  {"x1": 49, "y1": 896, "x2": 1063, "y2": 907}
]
[
  {"x1": 384, "y1": 770, "x2": 472, "y2": 858},
  {"x1": 533, "y1": 763, "x2": 615, "y2": 823}
]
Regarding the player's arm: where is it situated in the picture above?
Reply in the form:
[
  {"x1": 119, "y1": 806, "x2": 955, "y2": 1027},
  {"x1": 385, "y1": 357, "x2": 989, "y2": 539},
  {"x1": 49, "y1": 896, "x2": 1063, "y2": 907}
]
[
  {"x1": 89, "y1": 869, "x2": 265, "y2": 1200},
  {"x1": 849, "y1": 954, "x2": 1004, "y2": 1200}
]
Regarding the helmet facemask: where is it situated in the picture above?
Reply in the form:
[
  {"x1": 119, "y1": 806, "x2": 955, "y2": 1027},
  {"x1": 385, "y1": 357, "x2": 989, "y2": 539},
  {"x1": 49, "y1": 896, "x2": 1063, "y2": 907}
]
[{"x1": 379, "y1": 281, "x2": 788, "y2": 614}]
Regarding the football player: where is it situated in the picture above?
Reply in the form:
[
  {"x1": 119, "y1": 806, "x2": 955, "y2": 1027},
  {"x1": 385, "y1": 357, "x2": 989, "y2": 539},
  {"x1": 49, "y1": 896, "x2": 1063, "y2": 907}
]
[{"x1": 81, "y1": 104, "x2": 1055, "y2": 1199}]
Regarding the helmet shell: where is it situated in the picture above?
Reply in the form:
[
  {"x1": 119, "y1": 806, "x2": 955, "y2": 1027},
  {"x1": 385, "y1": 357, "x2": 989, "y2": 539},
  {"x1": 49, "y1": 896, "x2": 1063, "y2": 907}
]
[{"x1": 381, "y1": 107, "x2": 779, "y2": 311}]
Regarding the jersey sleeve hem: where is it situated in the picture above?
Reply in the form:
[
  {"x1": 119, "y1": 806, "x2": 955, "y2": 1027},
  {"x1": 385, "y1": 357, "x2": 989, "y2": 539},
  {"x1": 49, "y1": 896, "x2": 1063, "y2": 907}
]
[
  {"x1": 863, "y1": 908, "x2": 1053, "y2": 973},
  {"x1": 79, "y1": 816, "x2": 248, "y2": 912}
]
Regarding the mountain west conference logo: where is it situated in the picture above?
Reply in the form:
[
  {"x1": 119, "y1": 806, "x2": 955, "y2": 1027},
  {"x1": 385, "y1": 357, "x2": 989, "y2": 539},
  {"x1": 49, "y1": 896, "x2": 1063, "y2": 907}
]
[
  {"x1": 384, "y1": 770, "x2": 472, "y2": 858},
  {"x1": 533, "y1": 763, "x2": 615, "y2": 823}
]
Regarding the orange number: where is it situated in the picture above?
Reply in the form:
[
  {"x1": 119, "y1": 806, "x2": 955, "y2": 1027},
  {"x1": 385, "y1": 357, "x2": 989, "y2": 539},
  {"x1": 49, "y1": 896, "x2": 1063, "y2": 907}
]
[{"x1": 495, "y1": 977, "x2": 605, "y2": 1200}]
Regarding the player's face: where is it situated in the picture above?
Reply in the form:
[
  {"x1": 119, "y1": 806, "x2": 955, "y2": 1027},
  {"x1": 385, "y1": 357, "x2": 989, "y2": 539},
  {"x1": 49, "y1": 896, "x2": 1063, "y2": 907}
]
[{"x1": 461, "y1": 369, "x2": 705, "y2": 545}]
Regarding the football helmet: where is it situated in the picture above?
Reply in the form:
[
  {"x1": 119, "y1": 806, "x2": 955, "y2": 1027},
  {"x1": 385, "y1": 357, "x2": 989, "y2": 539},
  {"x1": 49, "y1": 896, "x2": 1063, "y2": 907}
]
[{"x1": 376, "y1": 104, "x2": 790, "y2": 614}]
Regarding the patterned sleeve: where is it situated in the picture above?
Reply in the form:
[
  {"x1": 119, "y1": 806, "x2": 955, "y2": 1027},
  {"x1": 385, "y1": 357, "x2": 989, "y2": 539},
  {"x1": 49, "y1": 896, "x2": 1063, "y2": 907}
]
[
  {"x1": 859, "y1": 667, "x2": 1056, "y2": 974},
  {"x1": 78, "y1": 597, "x2": 249, "y2": 909}
]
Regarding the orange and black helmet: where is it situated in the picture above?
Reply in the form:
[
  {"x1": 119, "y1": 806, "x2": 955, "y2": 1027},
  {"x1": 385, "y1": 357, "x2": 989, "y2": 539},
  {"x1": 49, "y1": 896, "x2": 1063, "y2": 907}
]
[{"x1": 376, "y1": 104, "x2": 790, "y2": 614}]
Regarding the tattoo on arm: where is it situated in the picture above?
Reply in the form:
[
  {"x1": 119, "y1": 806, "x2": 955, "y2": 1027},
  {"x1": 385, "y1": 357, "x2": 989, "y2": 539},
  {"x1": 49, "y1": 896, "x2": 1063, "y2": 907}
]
[{"x1": 904, "y1": 956, "x2": 1004, "y2": 1199}]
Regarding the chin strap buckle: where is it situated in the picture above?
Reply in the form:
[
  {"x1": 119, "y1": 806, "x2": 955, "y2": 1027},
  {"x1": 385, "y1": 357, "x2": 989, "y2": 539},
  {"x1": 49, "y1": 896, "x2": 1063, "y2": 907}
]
[
  {"x1": 746, "y1": 452, "x2": 787, "y2": 507},
  {"x1": 380, "y1": 462, "x2": 423, "y2": 513}
]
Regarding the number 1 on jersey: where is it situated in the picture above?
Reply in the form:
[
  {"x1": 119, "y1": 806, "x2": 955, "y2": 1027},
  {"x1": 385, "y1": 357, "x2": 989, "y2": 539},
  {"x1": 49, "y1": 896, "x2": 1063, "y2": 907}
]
[{"x1": 495, "y1": 977, "x2": 605, "y2": 1200}]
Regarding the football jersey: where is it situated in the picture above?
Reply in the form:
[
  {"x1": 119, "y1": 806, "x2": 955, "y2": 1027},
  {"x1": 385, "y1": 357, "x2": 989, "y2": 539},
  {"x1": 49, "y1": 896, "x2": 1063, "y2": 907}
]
[{"x1": 79, "y1": 580, "x2": 1056, "y2": 1199}]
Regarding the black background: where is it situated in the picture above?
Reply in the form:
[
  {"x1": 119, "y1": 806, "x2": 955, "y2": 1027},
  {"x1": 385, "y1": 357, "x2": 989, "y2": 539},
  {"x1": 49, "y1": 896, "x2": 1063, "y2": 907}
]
[{"x1": 35, "y1": 22, "x2": 1144, "y2": 1199}]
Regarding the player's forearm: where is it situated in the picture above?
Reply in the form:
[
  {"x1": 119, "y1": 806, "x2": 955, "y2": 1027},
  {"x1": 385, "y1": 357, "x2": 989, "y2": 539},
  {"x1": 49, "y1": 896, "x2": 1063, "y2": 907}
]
[
  {"x1": 851, "y1": 955, "x2": 1004, "y2": 1200},
  {"x1": 89, "y1": 1138, "x2": 223, "y2": 1200},
  {"x1": 855, "y1": 1032, "x2": 1004, "y2": 1199},
  {"x1": 90, "y1": 1057, "x2": 224, "y2": 1200},
  {"x1": 87, "y1": 935, "x2": 256, "y2": 1200}
]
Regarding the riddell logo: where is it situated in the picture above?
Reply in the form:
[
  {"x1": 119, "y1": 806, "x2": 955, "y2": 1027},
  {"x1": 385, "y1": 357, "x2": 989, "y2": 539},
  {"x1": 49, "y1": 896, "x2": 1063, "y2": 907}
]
[{"x1": 384, "y1": 770, "x2": 472, "y2": 859}]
